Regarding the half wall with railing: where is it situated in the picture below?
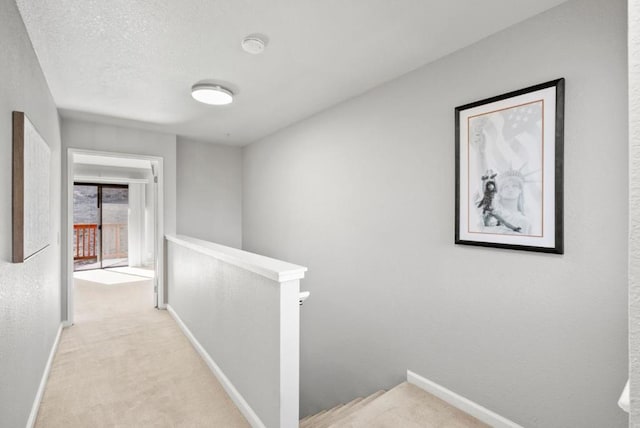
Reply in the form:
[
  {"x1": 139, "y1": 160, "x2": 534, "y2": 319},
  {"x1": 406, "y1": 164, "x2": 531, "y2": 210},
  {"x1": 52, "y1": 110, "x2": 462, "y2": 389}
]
[{"x1": 165, "y1": 234, "x2": 307, "y2": 428}]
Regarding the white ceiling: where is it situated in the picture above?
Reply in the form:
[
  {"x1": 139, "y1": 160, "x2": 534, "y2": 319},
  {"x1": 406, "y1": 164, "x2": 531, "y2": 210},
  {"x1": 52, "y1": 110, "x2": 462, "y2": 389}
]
[{"x1": 17, "y1": 0, "x2": 568, "y2": 146}]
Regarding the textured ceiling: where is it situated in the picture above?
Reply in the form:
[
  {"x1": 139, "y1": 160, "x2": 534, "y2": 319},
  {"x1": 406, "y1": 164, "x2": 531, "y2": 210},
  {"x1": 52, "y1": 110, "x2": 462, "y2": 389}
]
[{"x1": 16, "y1": 0, "x2": 568, "y2": 146}]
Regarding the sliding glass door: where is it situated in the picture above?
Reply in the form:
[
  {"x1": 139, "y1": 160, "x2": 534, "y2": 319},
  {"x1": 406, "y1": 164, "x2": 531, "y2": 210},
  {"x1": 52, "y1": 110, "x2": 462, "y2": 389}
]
[{"x1": 73, "y1": 183, "x2": 129, "y2": 271}]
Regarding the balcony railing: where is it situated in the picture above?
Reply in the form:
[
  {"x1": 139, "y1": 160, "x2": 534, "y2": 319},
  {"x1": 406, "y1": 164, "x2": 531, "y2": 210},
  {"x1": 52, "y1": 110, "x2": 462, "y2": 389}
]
[
  {"x1": 102, "y1": 223, "x2": 128, "y2": 259},
  {"x1": 73, "y1": 223, "x2": 128, "y2": 261},
  {"x1": 73, "y1": 224, "x2": 97, "y2": 260}
]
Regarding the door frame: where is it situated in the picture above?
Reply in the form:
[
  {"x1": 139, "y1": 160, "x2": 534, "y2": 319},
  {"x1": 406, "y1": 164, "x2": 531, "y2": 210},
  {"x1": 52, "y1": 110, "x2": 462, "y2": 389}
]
[{"x1": 65, "y1": 148, "x2": 165, "y2": 326}]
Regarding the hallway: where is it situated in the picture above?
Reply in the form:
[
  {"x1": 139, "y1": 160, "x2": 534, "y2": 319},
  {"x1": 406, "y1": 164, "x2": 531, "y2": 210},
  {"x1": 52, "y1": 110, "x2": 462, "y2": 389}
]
[{"x1": 35, "y1": 271, "x2": 249, "y2": 427}]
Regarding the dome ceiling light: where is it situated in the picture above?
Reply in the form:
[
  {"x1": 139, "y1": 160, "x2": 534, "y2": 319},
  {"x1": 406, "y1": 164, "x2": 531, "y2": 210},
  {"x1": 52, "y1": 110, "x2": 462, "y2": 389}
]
[{"x1": 191, "y1": 83, "x2": 234, "y2": 105}]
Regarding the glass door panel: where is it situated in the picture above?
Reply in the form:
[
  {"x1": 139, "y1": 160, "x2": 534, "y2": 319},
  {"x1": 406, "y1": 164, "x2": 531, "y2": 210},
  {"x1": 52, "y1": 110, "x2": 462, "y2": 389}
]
[
  {"x1": 101, "y1": 186, "x2": 129, "y2": 268},
  {"x1": 73, "y1": 184, "x2": 101, "y2": 271}
]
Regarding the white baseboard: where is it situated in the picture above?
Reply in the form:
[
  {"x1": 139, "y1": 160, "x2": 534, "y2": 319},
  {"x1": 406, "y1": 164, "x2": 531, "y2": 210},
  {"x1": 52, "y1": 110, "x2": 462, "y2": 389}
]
[
  {"x1": 166, "y1": 305, "x2": 265, "y2": 428},
  {"x1": 407, "y1": 370, "x2": 522, "y2": 428},
  {"x1": 26, "y1": 323, "x2": 63, "y2": 428}
]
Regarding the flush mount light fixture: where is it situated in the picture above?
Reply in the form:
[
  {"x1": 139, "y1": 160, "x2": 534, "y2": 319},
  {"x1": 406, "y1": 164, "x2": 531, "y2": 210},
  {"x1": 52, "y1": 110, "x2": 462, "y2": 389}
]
[{"x1": 191, "y1": 83, "x2": 234, "y2": 105}]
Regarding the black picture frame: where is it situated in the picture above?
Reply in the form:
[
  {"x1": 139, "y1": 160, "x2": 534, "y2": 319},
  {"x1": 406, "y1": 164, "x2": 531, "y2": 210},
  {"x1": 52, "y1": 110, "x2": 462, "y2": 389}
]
[{"x1": 455, "y1": 79, "x2": 565, "y2": 254}]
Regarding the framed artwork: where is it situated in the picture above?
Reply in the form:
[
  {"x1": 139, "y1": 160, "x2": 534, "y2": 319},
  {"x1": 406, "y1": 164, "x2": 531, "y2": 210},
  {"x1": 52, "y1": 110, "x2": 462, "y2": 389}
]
[
  {"x1": 455, "y1": 79, "x2": 565, "y2": 253},
  {"x1": 13, "y1": 111, "x2": 51, "y2": 263}
]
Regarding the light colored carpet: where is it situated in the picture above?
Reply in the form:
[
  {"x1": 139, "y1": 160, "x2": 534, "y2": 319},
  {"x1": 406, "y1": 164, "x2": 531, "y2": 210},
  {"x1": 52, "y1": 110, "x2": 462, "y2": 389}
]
[
  {"x1": 35, "y1": 277, "x2": 249, "y2": 428},
  {"x1": 73, "y1": 269, "x2": 149, "y2": 285},
  {"x1": 107, "y1": 266, "x2": 156, "y2": 279}
]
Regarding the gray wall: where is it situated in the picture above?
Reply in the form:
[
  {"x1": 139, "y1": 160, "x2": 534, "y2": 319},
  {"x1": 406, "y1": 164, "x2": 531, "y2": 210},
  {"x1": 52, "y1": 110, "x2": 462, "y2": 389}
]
[
  {"x1": 61, "y1": 118, "x2": 177, "y2": 313},
  {"x1": 630, "y1": 0, "x2": 640, "y2": 423},
  {"x1": 242, "y1": 0, "x2": 628, "y2": 426},
  {"x1": 0, "y1": 0, "x2": 62, "y2": 426},
  {"x1": 177, "y1": 138, "x2": 243, "y2": 248}
]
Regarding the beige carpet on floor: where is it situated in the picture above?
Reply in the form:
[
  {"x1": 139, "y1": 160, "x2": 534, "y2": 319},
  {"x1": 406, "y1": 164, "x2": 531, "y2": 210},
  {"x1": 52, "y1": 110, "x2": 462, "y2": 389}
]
[
  {"x1": 35, "y1": 274, "x2": 249, "y2": 428},
  {"x1": 106, "y1": 266, "x2": 156, "y2": 279},
  {"x1": 72, "y1": 269, "x2": 150, "y2": 285}
]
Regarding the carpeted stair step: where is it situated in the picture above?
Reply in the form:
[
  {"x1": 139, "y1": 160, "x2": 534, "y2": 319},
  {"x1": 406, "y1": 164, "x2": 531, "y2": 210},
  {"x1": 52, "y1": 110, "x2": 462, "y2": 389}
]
[
  {"x1": 302, "y1": 403, "x2": 350, "y2": 428},
  {"x1": 299, "y1": 409, "x2": 329, "y2": 427},
  {"x1": 300, "y1": 403, "x2": 343, "y2": 428},
  {"x1": 310, "y1": 397, "x2": 363, "y2": 428},
  {"x1": 299, "y1": 413, "x2": 315, "y2": 425},
  {"x1": 299, "y1": 389, "x2": 387, "y2": 428},
  {"x1": 311, "y1": 390, "x2": 386, "y2": 428},
  {"x1": 325, "y1": 382, "x2": 489, "y2": 428},
  {"x1": 309, "y1": 397, "x2": 370, "y2": 428}
]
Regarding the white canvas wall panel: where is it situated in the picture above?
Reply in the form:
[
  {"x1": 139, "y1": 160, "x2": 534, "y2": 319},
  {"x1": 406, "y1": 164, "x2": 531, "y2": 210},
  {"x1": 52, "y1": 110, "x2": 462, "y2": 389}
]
[
  {"x1": 23, "y1": 116, "x2": 51, "y2": 259},
  {"x1": 13, "y1": 111, "x2": 51, "y2": 263}
]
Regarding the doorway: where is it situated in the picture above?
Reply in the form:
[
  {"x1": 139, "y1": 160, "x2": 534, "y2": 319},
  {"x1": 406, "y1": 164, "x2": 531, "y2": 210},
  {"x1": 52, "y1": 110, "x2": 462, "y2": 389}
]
[
  {"x1": 73, "y1": 183, "x2": 129, "y2": 271},
  {"x1": 66, "y1": 149, "x2": 165, "y2": 326}
]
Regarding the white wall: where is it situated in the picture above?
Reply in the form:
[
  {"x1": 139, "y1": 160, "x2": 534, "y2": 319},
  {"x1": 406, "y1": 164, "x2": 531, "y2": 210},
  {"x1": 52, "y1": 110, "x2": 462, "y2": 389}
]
[
  {"x1": 177, "y1": 137, "x2": 242, "y2": 248},
  {"x1": 62, "y1": 118, "x2": 176, "y2": 311},
  {"x1": 128, "y1": 182, "x2": 145, "y2": 266},
  {"x1": 242, "y1": 0, "x2": 628, "y2": 426},
  {"x1": 629, "y1": 0, "x2": 640, "y2": 422},
  {"x1": 0, "y1": 0, "x2": 62, "y2": 426},
  {"x1": 144, "y1": 169, "x2": 156, "y2": 266}
]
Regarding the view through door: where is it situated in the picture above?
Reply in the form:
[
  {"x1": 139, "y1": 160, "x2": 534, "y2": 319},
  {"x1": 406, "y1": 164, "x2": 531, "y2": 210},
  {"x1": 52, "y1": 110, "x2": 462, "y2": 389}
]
[{"x1": 73, "y1": 183, "x2": 129, "y2": 271}]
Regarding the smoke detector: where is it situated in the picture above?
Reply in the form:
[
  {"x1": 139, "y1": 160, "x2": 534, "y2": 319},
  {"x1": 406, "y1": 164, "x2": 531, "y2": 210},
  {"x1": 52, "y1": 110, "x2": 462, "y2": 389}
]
[{"x1": 241, "y1": 34, "x2": 267, "y2": 55}]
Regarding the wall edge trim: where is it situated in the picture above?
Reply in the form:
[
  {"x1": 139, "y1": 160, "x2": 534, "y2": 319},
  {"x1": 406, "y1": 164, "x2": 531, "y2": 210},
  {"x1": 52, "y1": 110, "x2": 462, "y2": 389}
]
[
  {"x1": 167, "y1": 305, "x2": 265, "y2": 428},
  {"x1": 406, "y1": 370, "x2": 523, "y2": 428},
  {"x1": 26, "y1": 323, "x2": 63, "y2": 428}
]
